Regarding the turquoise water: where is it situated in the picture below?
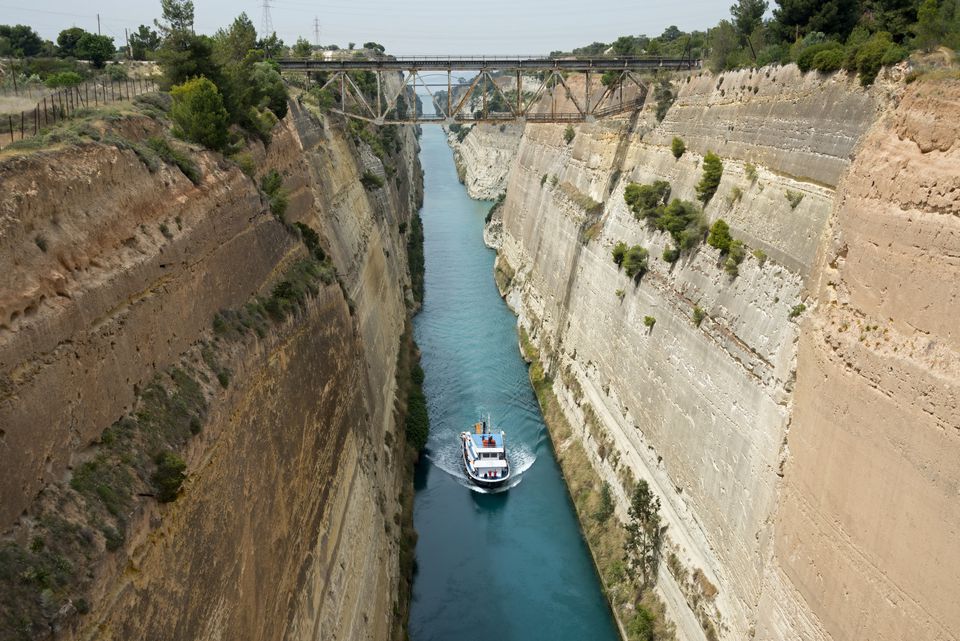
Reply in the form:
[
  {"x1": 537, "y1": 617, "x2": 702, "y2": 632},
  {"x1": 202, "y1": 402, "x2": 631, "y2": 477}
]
[{"x1": 409, "y1": 125, "x2": 621, "y2": 641}]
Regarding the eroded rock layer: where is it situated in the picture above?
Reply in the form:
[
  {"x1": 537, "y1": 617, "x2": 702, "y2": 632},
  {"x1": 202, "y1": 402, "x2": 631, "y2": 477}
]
[{"x1": 0, "y1": 97, "x2": 422, "y2": 641}]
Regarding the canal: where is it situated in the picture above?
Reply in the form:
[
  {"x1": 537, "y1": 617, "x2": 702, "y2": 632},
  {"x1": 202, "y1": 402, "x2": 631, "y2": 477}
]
[{"x1": 409, "y1": 124, "x2": 621, "y2": 641}]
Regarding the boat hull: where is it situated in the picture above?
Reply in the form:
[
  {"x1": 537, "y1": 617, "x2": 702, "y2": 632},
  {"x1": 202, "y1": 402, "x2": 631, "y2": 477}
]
[{"x1": 460, "y1": 434, "x2": 510, "y2": 488}]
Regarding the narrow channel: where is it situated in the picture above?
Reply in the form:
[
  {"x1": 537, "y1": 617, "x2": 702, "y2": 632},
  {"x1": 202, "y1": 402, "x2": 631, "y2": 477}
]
[{"x1": 409, "y1": 124, "x2": 621, "y2": 641}]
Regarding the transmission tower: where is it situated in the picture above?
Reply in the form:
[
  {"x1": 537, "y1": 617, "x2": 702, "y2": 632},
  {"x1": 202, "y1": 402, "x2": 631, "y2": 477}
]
[
  {"x1": 313, "y1": 17, "x2": 321, "y2": 46},
  {"x1": 260, "y1": 0, "x2": 274, "y2": 36}
]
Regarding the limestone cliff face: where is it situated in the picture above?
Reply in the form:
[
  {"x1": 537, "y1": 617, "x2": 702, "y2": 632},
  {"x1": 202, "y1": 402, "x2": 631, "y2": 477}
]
[
  {"x1": 763, "y1": 79, "x2": 960, "y2": 641},
  {"x1": 447, "y1": 123, "x2": 523, "y2": 200},
  {"x1": 461, "y1": 65, "x2": 958, "y2": 641},
  {"x1": 0, "y1": 97, "x2": 422, "y2": 640}
]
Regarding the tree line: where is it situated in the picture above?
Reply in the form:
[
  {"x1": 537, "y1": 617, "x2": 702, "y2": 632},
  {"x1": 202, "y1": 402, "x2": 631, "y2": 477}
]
[{"x1": 557, "y1": 0, "x2": 959, "y2": 84}]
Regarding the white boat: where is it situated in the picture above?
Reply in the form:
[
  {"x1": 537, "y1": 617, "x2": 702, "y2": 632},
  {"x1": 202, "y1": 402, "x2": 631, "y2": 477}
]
[{"x1": 460, "y1": 420, "x2": 510, "y2": 488}]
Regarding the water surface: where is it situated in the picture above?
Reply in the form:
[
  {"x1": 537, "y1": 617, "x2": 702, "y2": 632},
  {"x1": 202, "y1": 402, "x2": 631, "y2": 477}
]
[{"x1": 409, "y1": 125, "x2": 620, "y2": 641}]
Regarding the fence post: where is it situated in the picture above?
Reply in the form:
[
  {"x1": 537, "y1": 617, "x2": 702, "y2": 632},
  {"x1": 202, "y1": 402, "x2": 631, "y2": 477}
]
[
  {"x1": 110, "y1": 80, "x2": 115, "y2": 101},
  {"x1": 86, "y1": 83, "x2": 89, "y2": 105},
  {"x1": 43, "y1": 97, "x2": 48, "y2": 126},
  {"x1": 34, "y1": 108, "x2": 37, "y2": 135},
  {"x1": 8, "y1": 116, "x2": 13, "y2": 143}
]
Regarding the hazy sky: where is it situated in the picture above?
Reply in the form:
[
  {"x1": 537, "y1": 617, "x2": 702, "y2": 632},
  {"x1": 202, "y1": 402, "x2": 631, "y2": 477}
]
[{"x1": 1, "y1": 0, "x2": 733, "y2": 55}]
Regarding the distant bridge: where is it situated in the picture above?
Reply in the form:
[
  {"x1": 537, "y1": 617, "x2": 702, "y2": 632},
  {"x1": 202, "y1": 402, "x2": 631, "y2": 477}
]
[{"x1": 278, "y1": 56, "x2": 701, "y2": 125}]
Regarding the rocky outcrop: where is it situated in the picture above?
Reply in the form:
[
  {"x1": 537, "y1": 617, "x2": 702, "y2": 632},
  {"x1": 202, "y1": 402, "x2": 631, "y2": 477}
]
[
  {"x1": 464, "y1": 64, "x2": 959, "y2": 641},
  {"x1": 0, "y1": 96, "x2": 422, "y2": 640},
  {"x1": 447, "y1": 123, "x2": 522, "y2": 199}
]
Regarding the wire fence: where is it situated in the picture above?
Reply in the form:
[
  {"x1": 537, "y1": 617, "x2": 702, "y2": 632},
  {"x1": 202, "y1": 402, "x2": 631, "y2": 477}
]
[{"x1": 0, "y1": 77, "x2": 159, "y2": 150}]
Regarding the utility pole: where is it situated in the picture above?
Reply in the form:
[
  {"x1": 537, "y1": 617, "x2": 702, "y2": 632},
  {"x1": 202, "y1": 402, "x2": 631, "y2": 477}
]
[
  {"x1": 313, "y1": 17, "x2": 321, "y2": 47},
  {"x1": 260, "y1": 0, "x2": 274, "y2": 37},
  {"x1": 96, "y1": 14, "x2": 101, "y2": 35},
  {"x1": 125, "y1": 28, "x2": 131, "y2": 59}
]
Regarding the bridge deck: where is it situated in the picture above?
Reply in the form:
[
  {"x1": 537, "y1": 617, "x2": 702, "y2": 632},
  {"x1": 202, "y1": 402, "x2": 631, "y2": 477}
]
[{"x1": 278, "y1": 56, "x2": 700, "y2": 72}]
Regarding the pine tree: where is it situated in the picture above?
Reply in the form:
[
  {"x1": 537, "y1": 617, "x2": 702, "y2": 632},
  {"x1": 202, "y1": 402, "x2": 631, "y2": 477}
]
[{"x1": 623, "y1": 480, "x2": 662, "y2": 587}]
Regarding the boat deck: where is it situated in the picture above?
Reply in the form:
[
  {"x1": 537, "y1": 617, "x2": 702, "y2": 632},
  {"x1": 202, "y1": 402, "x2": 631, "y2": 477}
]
[{"x1": 470, "y1": 433, "x2": 503, "y2": 450}]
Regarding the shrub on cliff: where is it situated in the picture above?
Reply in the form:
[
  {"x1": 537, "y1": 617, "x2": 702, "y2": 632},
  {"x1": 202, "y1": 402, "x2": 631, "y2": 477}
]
[
  {"x1": 725, "y1": 239, "x2": 746, "y2": 277},
  {"x1": 612, "y1": 241, "x2": 628, "y2": 267},
  {"x1": 654, "y1": 77, "x2": 674, "y2": 122},
  {"x1": 152, "y1": 452, "x2": 187, "y2": 503},
  {"x1": 260, "y1": 170, "x2": 288, "y2": 218},
  {"x1": 849, "y1": 31, "x2": 907, "y2": 86},
  {"x1": 696, "y1": 152, "x2": 723, "y2": 204},
  {"x1": 622, "y1": 245, "x2": 649, "y2": 280},
  {"x1": 812, "y1": 48, "x2": 845, "y2": 73},
  {"x1": 795, "y1": 41, "x2": 843, "y2": 72},
  {"x1": 707, "y1": 219, "x2": 733, "y2": 253},
  {"x1": 170, "y1": 76, "x2": 230, "y2": 151},
  {"x1": 147, "y1": 136, "x2": 202, "y2": 185},
  {"x1": 360, "y1": 171, "x2": 385, "y2": 190},
  {"x1": 655, "y1": 199, "x2": 706, "y2": 250},
  {"x1": 564, "y1": 125, "x2": 576, "y2": 144},
  {"x1": 671, "y1": 137, "x2": 685, "y2": 159},
  {"x1": 624, "y1": 181, "x2": 671, "y2": 221},
  {"x1": 405, "y1": 362, "x2": 429, "y2": 451},
  {"x1": 594, "y1": 482, "x2": 615, "y2": 523}
]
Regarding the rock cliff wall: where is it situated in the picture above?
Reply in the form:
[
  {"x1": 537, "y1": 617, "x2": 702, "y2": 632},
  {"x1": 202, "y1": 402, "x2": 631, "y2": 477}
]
[
  {"x1": 448, "y1": 123, "x2": 523, "y2": 200},
  {"x1": 461, "y1": 65, "x2": 959, "y2": 641},
  {"x1": 0, "y1": 94, "x2": 422, "y2": 640}
]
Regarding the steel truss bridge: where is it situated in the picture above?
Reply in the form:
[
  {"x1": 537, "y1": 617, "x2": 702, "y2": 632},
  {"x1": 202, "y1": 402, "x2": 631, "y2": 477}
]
[{"x1": 278, "y1": 56, "x2": 701, "y2": 125}]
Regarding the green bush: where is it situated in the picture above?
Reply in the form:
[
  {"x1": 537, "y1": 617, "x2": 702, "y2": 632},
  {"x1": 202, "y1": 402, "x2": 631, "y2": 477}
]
[
  {"x1": 294, "y1": 222, "x2": 326, "y2": 261},
  {"x1": 785, "y1": 189, "x2": 804, "y2": 209},
  {"x1": 671, "y1": 136, "x2": 685, "y2": 159},
  {"x1": 812, "y1": 48, "x2": 845, "y2": 73},
  {"x1": 626, "y1": 608, "x2": 656, "y2": 641},
  {"x1": 707, "y1": 219, "x2": 733, "y2": 253},
  {"x1": 643, "y1": 315, "x2": 656, "y2": 328},
  {"x1": 654, "y1": 78, "x2": 674, "y2": 122},
  {"x1": 44, "y1": 71, "x2": 83, "y2": 88},
  {"x1": 795, "y1": 41, "x2": 842, "y2": 72},
  {"x1": 260, "y1": 170, "x2": 288, "y2": 218},
  {"x1": 725, "y1": 239, "x2": 746, "y2": 276},
  {"x1": 752, "y1": 248, "x2": 767, "y2": 265},
  {"x1": 624, "y1": 181, "x2": 671, "y2": 220},
  {"x1": 564, "y1": 124, "x2": 575, "y2": 144},
  {"x1": 696, "y1": 152, "x2": 723, "y2": 204},
  {"x1": 851, "y1": 31, "x2": 907, "y2": 86},
  {"x1": 789, "y1": 303, "x2": 807, "y2": 318},
  {"x1": 744, "y1": 162, "x2": 757, "y2": 183},
  {"x1": 405, "y1": 362, "x2": 429, "y2": 451},
  {"x1": 654, "y1": 199, "x2": 706, "y2": 250},
  {"x1": 623, "y1": 245, "x2": 649, "y2": 279},
  {"x1": 360, "y1": 171, "x2": 385, "y2": 190},
  {"x1": 152, "y1": 452, "x2": 187, "y2": 503},
  {"x1": 692, "y1": 305, "x2": 706, "y2": 326},
  {"x1": 106, "y1": 64, "x2": 128, "y2": 80},
  {"x1": 612, "y1": 241, "x2": 628, "y2": 267},
  {"x1": 662, "y1": 246, "x2": 680, "y2": 263},
  {"x1": 170, "y1": 76, "x2": 230, "y2": 150},
  {"x1": 594, "y1": 482, "x2": 615, "y2": 522}
]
